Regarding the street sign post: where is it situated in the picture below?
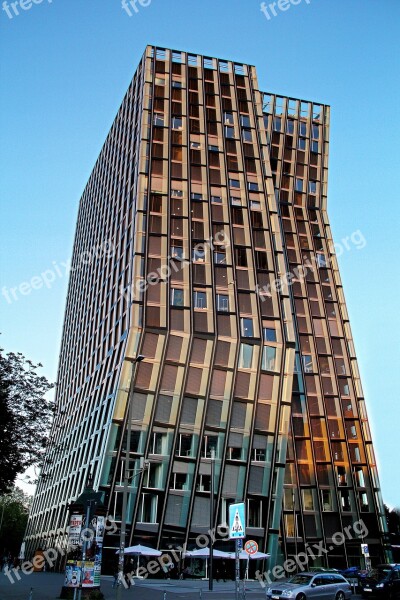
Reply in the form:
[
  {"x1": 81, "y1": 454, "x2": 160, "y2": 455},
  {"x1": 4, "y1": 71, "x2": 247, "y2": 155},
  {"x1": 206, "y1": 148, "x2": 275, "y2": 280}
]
[
  {"x1": 244, "y1": 540, "x2": 258, "y2": 556},
  {"x1": 229, "y1": 503, "x2": 246, "y2": 600},
  {"x1": 229, "y1": 503, "x2": 246, "y2": 539}
]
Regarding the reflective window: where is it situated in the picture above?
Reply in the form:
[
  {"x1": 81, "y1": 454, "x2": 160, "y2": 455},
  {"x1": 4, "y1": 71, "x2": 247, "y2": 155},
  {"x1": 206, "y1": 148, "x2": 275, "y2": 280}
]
[
  {"x1": 193, "y1": 291, "x2": 207, "y2": 309},
  {"x1": 171, "y1": 288, "x2": 184, "y2": 306},
  {"x1": 262, "y1": 346, "x2": 276, "y2": 371},
  {"x1": 241, "y1": 318, "x2": 254, "y2": 337},
  {"x1": 216, "y1": 294, "x2": 229, "y2": 312},
  {"x1": 239, "y1": 344, "x2": 253, "y2": 369}
]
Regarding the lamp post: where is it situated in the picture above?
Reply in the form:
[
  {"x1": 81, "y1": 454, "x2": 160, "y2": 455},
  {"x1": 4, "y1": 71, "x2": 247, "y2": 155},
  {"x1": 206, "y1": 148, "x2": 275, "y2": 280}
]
[
  {"x1": 116, "y1": 355, "x2": 146, "y2": 599},
  {"x1": 292, "y1": 489, "x2": 298, "y2": 571},
  {"x1": 209, "y1": 446, "x2": 215, "y2": 591}
]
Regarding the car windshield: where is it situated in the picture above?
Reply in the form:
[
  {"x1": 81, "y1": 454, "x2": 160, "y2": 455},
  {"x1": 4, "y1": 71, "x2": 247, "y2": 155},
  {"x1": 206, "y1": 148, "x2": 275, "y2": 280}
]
[
  {"x1": 368, "y1": 568, "x2": 391, "y2": 582},
  {"x1": 288, "y1": 575, "x2": 313, "y2": 585}
]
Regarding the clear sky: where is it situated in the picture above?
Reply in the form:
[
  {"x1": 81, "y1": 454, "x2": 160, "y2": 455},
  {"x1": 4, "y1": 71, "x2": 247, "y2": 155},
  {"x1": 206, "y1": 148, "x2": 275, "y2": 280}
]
[{"x1": 1, "y1": 0, "x2": 399, "y2": 507}]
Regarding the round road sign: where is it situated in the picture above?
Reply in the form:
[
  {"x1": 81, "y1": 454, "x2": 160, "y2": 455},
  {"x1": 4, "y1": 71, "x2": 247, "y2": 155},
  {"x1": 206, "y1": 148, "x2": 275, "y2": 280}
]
[{"x1": 244, "y1": 540, "x2": 258, "y2": 555}]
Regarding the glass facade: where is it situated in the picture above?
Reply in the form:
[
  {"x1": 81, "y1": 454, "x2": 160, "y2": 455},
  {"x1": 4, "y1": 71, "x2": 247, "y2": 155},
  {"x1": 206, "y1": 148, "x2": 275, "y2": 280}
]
[{"x1": 24, "y1": 46, "x2": 390, "y2": 572}]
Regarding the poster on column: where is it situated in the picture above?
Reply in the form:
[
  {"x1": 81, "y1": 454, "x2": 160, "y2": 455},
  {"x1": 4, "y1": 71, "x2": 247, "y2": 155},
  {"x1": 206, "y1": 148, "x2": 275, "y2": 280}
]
[{"x1": 65, "y1": 515, "x2": 83, "y2": 588}]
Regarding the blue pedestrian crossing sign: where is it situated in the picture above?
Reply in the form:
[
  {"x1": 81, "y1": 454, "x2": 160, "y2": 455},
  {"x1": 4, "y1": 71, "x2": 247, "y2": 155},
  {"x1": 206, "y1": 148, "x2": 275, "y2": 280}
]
[{"x1": 229, "y1": 503, "x2": 246, "y2": 539}]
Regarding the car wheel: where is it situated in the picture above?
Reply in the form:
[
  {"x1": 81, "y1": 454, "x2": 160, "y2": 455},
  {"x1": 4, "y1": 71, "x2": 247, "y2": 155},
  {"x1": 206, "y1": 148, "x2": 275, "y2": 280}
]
[
  {"x1": 335, "y1": 593, "x2": 345, "y2": 600},
  {"x1": 296, "y1": 595, "x2": 306, "y2": 600}
]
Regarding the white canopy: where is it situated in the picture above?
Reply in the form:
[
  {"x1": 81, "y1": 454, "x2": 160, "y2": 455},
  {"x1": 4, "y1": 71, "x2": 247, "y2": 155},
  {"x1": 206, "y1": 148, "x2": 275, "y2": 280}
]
[
  {"x1": 116, "y1": 544, "x2": 162, "y2": 556},
  {"x1": 184, "y1": 548, "x2": 231, "y2": 558},
  {"x1": 231, "y1": 550, "x2": 271, "y2": 560}
]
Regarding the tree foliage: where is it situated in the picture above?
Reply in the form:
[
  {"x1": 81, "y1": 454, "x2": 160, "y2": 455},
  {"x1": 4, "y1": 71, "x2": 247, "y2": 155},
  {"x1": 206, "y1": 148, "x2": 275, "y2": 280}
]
[
  {"x1": 0, "y1": 487, "x2": 32, "y2": 557},
  {"x1": 0, "y1": 347, "x2": 54, "y2": 494}
]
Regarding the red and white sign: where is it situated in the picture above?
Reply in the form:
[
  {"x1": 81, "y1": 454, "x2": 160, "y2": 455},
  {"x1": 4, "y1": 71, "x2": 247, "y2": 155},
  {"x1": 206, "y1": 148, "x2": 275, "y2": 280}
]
[{"x1": 244, "y1": 540, "x2": 258, "y2": 555}]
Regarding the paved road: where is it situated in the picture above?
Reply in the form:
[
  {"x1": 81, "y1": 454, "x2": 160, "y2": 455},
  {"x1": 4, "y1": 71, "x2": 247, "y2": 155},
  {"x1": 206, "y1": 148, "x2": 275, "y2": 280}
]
[{"x1": 0, "y1": 572, "x2": 364, "y2": 600}]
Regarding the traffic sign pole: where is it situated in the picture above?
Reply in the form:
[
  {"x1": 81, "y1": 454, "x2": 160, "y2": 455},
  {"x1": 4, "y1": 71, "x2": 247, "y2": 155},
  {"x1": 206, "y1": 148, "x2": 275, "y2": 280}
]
[{"x1": 235, "y1": 539, "x2": 240, "y2": 600}]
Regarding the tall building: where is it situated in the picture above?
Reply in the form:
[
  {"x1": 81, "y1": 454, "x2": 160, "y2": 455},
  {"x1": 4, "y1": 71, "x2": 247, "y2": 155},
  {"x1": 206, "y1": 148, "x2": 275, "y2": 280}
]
[{"x1": 25, "y1": 45, "x2": 390, "y2": 572}]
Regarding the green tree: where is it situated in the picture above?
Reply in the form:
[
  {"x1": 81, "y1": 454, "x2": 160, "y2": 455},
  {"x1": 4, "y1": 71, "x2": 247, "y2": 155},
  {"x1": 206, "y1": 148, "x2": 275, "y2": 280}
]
[
  {"x1": 0, "y1": 347, "x2": 54, "y2": 494},
  {"x1": 0, "y1": 487, "x2": 32, "y2": 557}
]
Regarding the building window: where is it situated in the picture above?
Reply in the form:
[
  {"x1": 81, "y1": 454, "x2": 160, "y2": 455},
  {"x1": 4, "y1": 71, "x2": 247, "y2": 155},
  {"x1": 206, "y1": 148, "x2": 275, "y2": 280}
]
[
  {"x1": 171, "y1": 245, "x2": 184, "y2": 260},
  {"x1": 337, "y1": 466, "x2": 347, "y2": 486},
  {"x1": 172, "y1": 116, "x2": 183, "y2": 130},
  {"x1": 211, "y1": 195, "x2": 222, "y2": 203},
  {"x1": 253, "y1": 448, "x2": 266, "y2": 462},
  {"x1": 154, "y1": 113, "x2": 164, "y2": 127},
  {"x1": 229, "y1": 178, "x2": 240, "y2": 189},
  {"x1": 242, "y1": 129, "x2": 252, "y2": 142},
  {"x1": 193, "y1": 291, "x2": 207, "y2": 309},
  {"x1": 192, "y1": 246, "x2": 206, "y2": 262},
  {"x1": 312, "y1": 125, "x2": 319, "y2": 139},
  {"x1": 196, "y1": 474, "x2": 211, "y2": 492},
  {"x1": 203, "y1": 435, "x2": 219, "y2": 458},
  {"x1": 309, "y1": 181, "x2": 317, "y2": 194},
  {"x1": 262, "y1": 346, "x2": 276, "y2": 371},
  {"x1": 286, "y1": 119, "x2": 295, "y2": 134},
  {"x1": 171, "y1": 473, "x2": 188, "y2": 491},
  {"x1": 321, "y1": 489, "x2": 333, "y2": 511},
  {"x1": 302, "y1": 489, "x2": 315, "y2": 511},
  {"x1": 263, "y1": 327, "x2": 277, "y2": 342},
  {"x1": 295, "y1": 178, "x2": 304, "y2": 192},
  {"x1": 176, "y1": 434, "x2": 194, "y2": 457},
  {"x1": 217, "y1": 294, "x2": 229, "y2": 312},
  {"x1": 241, "y1": 318, "x2": 254, "y2": 338},
  {"x1": 224, "y1": 112, "x2": 234, "y2": 125},
  {"x1": 227, "y1": 446, "x2": 243, "y2": 460},
  {"x1": 171, "y1": 288, "x2": 184, "y2": 307},
  {"x1": 298, "y1": 137, "x2": 306, "y2": 150},
  {"x1": 225, "y1": 126, "x2": 234, "y2": 139},
  {"x1": 214, "y1": 250, "x2": 226, "y2": 264},
  {"x1": 273, "y1": 117, "x2": 281, "y2": 132},
  {"x1": 138, "y1": 493, "x2": 158, "y2": 523},
  {"x1": 191, "y1": 192, "x2": 203, "y2": 201},
  {"x1": 150, "y1": 432, "x2": 167, "y2": 455},
  {"x1": 299, "y1": 122, "x2": 307, "y2": 136},
  {"x1": 248, "y1": 181, "x2": 259, "y2": 192},
  {"x1": 302, "y1": 354, "x2": 313, "y2": 373},
  {"x1": 311, "y1": 140, "x2": 319, "y2": 153},
  {"x1": 235, "y1": 248, "x2": 247, "y2": 267},
  {"x1": 239, "y1": 343, "x2": 253, "y2": 369}
]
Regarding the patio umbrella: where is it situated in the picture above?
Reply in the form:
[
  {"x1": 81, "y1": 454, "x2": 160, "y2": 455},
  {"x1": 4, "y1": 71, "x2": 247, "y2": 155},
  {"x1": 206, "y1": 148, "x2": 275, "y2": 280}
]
[
  {"x1": 184, "y1": 548, "x2": 231, "y2": 558},
  {"x1": 123, "y1": 544, "x2": 162, "y2": 556},
  {"x1": 184, "y1": 547, "x2": 231, "y2": 579},
  {"x1": 116, "y1": 544, "x2": 162, "y2": 578}
]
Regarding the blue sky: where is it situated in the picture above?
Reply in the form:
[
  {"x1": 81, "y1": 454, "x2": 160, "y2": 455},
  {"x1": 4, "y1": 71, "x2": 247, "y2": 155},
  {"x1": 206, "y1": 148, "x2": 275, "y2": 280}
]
[{"x1": 1, "y1": 0, "x2": 399, "y2": 507}]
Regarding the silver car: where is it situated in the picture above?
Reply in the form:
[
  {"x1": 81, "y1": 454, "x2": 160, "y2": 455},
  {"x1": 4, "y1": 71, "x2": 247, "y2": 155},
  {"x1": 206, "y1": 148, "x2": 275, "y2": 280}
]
[{"x1": 266, "y1": 572, "x2": 352, "y2": 599}]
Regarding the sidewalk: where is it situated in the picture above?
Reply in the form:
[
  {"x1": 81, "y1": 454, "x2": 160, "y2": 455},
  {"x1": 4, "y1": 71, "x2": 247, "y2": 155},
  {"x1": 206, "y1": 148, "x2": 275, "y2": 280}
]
[{"x1": 0, "y1": 572, "x2": 364, "y2": 600}]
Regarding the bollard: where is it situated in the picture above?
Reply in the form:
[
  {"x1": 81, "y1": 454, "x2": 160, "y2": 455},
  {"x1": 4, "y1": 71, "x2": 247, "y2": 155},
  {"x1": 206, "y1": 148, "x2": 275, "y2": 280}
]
[
  {"x1": 28, "y1": 588, "x2": 33, "y2": 600},
  {"x1": 242, "y1": 580, "x2": 246, "y2": 600},
  {"x1": 163, "y1": 590, "x2": 167, "y2": 600},
  {"x1": 199, "y1": 587, "x2": 202, "y2": 600}
]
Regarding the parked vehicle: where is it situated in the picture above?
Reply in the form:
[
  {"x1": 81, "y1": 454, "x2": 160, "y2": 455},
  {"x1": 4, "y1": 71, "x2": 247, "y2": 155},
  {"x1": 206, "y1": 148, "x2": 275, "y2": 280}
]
[
  {"x1": 361, "y1": 564, "x2": 400, "y2": 598},
  {"x1": 309, "y1": 567, "x2": 340, "y2": 573},
  {"x1": 266, "y1": 572, "x2": 352, "y2": 599}
]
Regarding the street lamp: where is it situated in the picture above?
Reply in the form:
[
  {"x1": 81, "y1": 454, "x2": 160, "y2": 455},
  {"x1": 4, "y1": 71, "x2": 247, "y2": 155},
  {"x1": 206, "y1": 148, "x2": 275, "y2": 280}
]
[
  {"x1": 209, "y1": 446, "x2": 215, "y2": 591},
  {"x1": 116, "y1": 354, "x2": 146, "y2": 599}
]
